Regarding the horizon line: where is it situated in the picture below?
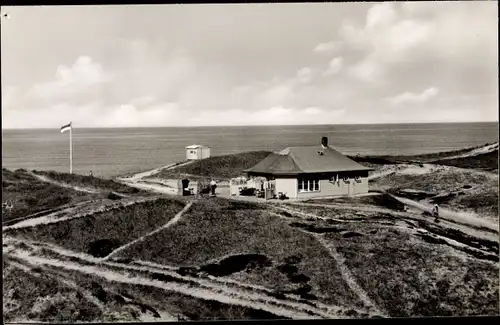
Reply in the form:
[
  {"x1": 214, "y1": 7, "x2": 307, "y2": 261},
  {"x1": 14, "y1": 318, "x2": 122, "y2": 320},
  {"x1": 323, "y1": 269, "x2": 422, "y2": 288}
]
[{"x1": 2, "y1": 120, "x2": 499, "y2": 130}]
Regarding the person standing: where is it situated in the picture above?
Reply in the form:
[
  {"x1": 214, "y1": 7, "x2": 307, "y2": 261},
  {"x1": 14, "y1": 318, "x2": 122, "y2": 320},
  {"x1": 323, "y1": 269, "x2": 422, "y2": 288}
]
[
  {"x1": 432, "y1": 204, "x2": 440, "y2": 222},
  {"x1": 210, "y1": 179, "x2": 217, "y2": 196}
]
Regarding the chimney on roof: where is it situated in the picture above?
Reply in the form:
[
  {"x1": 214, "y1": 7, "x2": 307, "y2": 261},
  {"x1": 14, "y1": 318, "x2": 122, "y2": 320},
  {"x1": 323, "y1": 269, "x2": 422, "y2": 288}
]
[{"x1": 321, "y1": 137, "x2": 328, "y2": 149}]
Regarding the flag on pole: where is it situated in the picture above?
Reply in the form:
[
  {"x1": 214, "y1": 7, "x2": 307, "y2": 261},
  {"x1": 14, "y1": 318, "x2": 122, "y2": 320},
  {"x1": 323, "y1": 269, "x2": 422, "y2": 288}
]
[{"x1": 61, "y1": 122, "x2": 72, "y2": 133}]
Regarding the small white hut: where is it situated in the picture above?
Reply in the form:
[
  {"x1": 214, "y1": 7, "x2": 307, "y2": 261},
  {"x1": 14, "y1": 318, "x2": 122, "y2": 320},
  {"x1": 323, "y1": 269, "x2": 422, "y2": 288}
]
[{"x1": 185, "y1": 145, "x2": 211, "y2": 160}]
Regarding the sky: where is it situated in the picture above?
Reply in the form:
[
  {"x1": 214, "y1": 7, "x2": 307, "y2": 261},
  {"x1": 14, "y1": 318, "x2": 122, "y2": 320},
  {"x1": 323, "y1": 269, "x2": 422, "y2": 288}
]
[{"x1": 1, "y1": 2, "x2": 498, "y2": 128}]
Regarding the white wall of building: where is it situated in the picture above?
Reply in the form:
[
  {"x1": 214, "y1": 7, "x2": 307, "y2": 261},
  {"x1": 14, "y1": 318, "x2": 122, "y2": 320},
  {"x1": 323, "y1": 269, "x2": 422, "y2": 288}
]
[
  {"x1": 275, "y1": 178, "x2": 297, "y2": 198},
  {"x1": 352, "y1": 177, "x2": 369, "y2": 195},
  {"x1": 186, "y1": 146, "x2": 211, "y2": 160},
  {"x1": 296, "y1": 176, "x2": 369, "y2": 199},
  {"x1": 201, "y1": 147, "x2": 211, "y2": 159}
]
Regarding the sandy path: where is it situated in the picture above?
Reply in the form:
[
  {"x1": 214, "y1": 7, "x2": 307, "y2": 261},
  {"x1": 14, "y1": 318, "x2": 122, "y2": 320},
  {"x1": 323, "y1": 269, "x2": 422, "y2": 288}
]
[
  {"x1": 283, "y1": 199, "x2": 499, "y2": 235},
  {"x1": 28, "y1": 171, "x2": 100, "y2": 194},
  {"x1": 4, "y1": 236, "x2": 365, "y2": 319},
  {"x1": 103, "y1": 201, "x2": 194, "y2": 260},
  {"x1": 116, "y1": 161, "x2": 201, "y2": 196},
  {"x1": 269, "y1": 208, "x2": 497, "y2": 265},
  {"x1": 440, "y1": 142, "x2": 498, "y2": 160},
  {"x1": 312, "y1": 234, "x2": 387, "y2": 316},
  {"x1": 277, "y1": 202, "x2": 498, "y2": 243},
  {"x1": 390, "y1": 195, "x2": 499, "y2": 233},
  {"x1": 119, "y1": 181, "x2": 179, "y2": 195},
  {"x1": 2, "y1": 200, "x2": 96, "y2": 227},
  {"x1": 272, "y1": 205, "x2": 349, "y2": 223},
  {"x1": 368, "y1": 162, "x2": 498, "y2": 182},
  {"x1": 267, "y1": 211, "x2": 386, "y2": 316},
  {"x1": 7, "y1": 243, "x2": 352, "y2": 320},
  {"x1": 3, "y1": 196, "x2": 160, "y2": 230},
  {"x1": 119, "y1": 161, "x2": 195, "y2": 182}
]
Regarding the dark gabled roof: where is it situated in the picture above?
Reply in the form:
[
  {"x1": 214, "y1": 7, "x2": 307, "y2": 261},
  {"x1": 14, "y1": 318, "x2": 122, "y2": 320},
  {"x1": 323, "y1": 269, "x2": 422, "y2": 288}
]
[
  {"x1": 243, "y1": 153, "x2": 302, "y2": 175},
  {"x1": 244, "y1": 145, "x2": 372, "y2": 175}
]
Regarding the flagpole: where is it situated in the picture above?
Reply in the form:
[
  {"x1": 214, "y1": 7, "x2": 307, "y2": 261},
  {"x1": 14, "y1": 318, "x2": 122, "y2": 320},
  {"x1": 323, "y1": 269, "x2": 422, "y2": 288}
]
[{"x1": 70, "y1": 124, "x2": 73, "y2": 174}]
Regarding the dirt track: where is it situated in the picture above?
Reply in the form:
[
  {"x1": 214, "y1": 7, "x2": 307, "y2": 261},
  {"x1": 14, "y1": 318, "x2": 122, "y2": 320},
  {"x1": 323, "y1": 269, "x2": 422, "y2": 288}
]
[{"x1": 4, "y1": 236, "x2": 369, "y2": 320}]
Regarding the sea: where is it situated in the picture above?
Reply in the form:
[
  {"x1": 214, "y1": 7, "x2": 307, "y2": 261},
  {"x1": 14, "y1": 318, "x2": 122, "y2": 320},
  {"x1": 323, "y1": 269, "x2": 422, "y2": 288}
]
[{"x1": 2, "y1": 123, "x2": 498, "y2": 179}]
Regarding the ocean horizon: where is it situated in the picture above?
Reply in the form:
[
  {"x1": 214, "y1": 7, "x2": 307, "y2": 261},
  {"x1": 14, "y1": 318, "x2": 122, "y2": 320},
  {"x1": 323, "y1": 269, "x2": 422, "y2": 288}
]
[{"x1": 2, "y1": 122, "x2": 498, "y2": 179}]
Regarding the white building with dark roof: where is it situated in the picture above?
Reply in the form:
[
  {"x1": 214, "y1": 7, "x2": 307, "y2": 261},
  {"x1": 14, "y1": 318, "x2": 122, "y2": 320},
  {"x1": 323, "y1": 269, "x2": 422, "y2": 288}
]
[{"x1": 244, "y1": 137, "x2": 373, "y2": 199}]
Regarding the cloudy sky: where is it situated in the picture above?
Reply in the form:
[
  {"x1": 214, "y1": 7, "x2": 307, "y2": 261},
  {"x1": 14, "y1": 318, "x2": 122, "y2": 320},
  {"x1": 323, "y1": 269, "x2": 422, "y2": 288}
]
[{"x1": 1, "y1": 2, "x2": 498, "y2": 128}]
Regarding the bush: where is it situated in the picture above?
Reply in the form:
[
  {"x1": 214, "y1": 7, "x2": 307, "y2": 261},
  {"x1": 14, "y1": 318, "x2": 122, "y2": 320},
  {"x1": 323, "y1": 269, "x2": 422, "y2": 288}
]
[
  {"x1": 239, "y1": 188, "x2": 255, "y2": 196},
  {"x1": 107, "y1": 192, "x2": 122, "y2": 200}
]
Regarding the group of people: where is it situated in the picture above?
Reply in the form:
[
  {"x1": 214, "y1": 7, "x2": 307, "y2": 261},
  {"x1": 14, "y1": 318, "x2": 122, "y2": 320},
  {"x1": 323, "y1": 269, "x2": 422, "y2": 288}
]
[{"x1": 193, "y1": 179, "x2": 217, "y2": 196}]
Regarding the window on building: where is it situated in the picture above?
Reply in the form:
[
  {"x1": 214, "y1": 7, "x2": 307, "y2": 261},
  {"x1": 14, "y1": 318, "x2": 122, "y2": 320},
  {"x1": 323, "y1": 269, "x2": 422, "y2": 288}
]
[{"x1": 298, "y1": 178, "x2": 320, "y2": 192}]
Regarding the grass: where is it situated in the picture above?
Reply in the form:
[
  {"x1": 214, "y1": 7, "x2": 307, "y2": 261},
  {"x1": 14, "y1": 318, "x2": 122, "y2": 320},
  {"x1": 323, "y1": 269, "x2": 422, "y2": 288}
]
[
  {"x1": 370, "y1": 169, "x2": 491, "y2": 193},
  {"x1": 65, "y1": 269, "x2": 288, "y2": 321},
  {"x1": 2, "y1": 258, "x2": 103, "y2": 322},
  {"x1": 32, "y1": 170, "x2": 144, "y2": 195},
  {"x1": 324, "y1": 224, "x2": 499, "y2": 317},
  {"x1": 454, "y1": 185, "x2": 499, "y2": 218},
  {"x1": 4, "y1": 148, "x2": 499, "y2": 320},
  {"x1": 303, "y1": 194, "x2": 406, "y2": 211},
  {"x1": 369, "y1": 168, "x2": 498, "y2": 219},
  {"x1": 283, "y1": 204, "x2": 384, "y2": 221},
  {"x1": 348, "y1": 143, "x2": 498, "y2": 172},
  {"x1": 152, "y1": 151, "x2": 271, "y2": 180},
  {"x1": 432, "y1": 151, "x2": 498, "y2": 171},
  {"x1": 2, "y1": 169, "x2": 97, "y2": 222},
  {"x1": 116, "y1": 197, "x2": 362, "y2": 308},
  {"x1": 6, "y1": 198, "x2": 185, "y2": 257}
]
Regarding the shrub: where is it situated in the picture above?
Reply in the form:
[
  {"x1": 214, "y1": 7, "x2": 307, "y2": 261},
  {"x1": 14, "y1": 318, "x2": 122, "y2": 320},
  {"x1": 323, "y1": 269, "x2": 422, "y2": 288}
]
[
  {"x1": 107, "y1": 192, "x2": 122, "y2": 200},
  {"x1": 239, "y1": 188, "x2": 255, "y2": 196}
]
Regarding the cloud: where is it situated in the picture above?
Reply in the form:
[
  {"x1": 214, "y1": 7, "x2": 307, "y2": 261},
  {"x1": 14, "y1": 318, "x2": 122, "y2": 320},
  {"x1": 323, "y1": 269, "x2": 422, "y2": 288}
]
[
  {"x1": 296, "y1": 67, "x2": 313, "y2": 84},
  {"x1": 313, "y1": 41, "x2": 341, "y2": 54},
  {"x1": 341, "y1": 3, "x2": 435, "y2": 83},
  {"x1": 2, "y1": 3, "x2": 497, "y2": 128},
  {"x1": 387, "y1": 87, "x2": 439, "y2": 105},
  {"x1": 29, "y1": 56, "x2": 110, "y2": 101},
  {"x1": 324, "y1": 57, "x2": 343, "y2": 76},
  {"x1": 365, "y1": 2, "x2": 398, "y2": 29},
  {"x1": 129, "y1": 96, "x2": 157, "y2": 108},
  {"x1": 303, "y1": 107, "x2": 322, "y2": 115},
  {"x1": 2, "y1": 86, "x2": 19, "y2": 109},
  {"x1": 98, "y1": 102, "x2": 181, "y2": 128},
  {"x1": 187, "y1": 106, "x2": 346, "y2": 126}
]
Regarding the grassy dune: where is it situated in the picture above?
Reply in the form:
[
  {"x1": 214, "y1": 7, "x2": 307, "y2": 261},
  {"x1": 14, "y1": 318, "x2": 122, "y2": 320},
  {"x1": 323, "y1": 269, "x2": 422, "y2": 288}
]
[
  {"x1": 6, "y1": 198, "x2": 185, "y2": 257},
  {"x1": 2, "y1": 169, "x2": 98, "y2": 222},
  {"x1": 331, "y1": 227, "x2": 499, "y2": 317},
  {"x1": 303, "y1": 194, "x2": 406, "y2": 211},
  {"x1": 32, "y1": 170, "x2": 145, "y2": 194},
  {"x1": 349, "y1": 143, "x2": 498, "y2": 166},
  {"x1": 3, "y1": 143, "x2": 498, "y2": 321},
  {"x1": 3, "y1": 254, "x2": 288, "y2": 323},
  {"x1": 3, "y1": 258, "x2": 102, "y2": 323},
  {"x1": 116, "y1": 198, "x2": 362, "y2": 308},
  {"x1": 432, "y1": 150, "x2": 498, "y2": 171},
  {"x1": 152, "y1": 151, "x2": 271, "y2": 180},
  {"x1": 370, "y1": 168, "x2": 498, "y2": 220},
  {"x1": 277, "y1": 205, "x2": 499, "y2": 317}
]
